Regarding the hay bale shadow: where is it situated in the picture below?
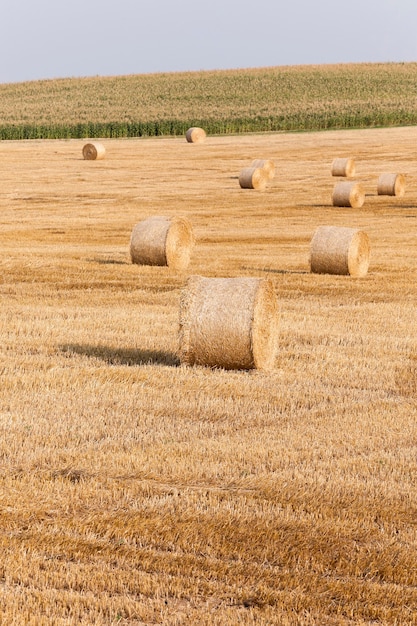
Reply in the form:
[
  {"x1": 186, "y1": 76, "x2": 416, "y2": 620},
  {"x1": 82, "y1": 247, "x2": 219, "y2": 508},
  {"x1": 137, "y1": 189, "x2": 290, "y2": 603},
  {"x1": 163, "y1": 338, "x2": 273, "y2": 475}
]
[
  {"x1": 61, "y1": 343, "x2": 179, "y2": 367},
  {"x1": 241, "y1": 266, "x2": 308, "y2": 275},
  {"x1": 90, "y1": 257, "x2": 129, "y2": 265},
  {"x1": 95, "y1": 259, "x2": 128, "y2": 265},
  {"x1": 51, "y1": 468, "x2": 89, "y2": 483}
]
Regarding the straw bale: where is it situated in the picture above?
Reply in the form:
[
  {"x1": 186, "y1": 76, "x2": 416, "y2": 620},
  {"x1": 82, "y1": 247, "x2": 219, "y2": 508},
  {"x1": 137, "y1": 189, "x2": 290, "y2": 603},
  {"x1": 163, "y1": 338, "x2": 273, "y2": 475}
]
[
  {"x1": 179, "y1": 276, "x2": 279, "y2": 370},
  {"x1": 82, "y1": 142, "x2": 106, "y2": 160},
  {"x1": 332, "y1": 181, "x2": 365, "y2": 208},
  {"x1": 185, "y1": 127, "x2": 206, "y2": 144},
  {"x1": 331, "y1": 157, "x2": 355, "y2": 177},
  {"x1": 251, "y1": 159, "x2": 276, "y2": 180},
  {"x1": 130, "y1": 215, "x2": 194, "y2": 271},
  {"x1": 239, "y1": 167, "x2": 268, "y2": 190},
  {"x1": 310, "y1": 225, "x2": 370, "y2": 277},
  {"x1": 377, "y1": 173, "x2": 406, "y2": 197}
]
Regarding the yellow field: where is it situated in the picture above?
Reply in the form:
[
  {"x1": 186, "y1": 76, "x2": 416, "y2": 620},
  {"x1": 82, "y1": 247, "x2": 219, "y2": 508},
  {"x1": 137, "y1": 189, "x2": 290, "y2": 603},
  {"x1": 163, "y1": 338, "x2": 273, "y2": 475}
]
[{"x1": 0, "y1": 127, "x2": 416, "y2": 625}]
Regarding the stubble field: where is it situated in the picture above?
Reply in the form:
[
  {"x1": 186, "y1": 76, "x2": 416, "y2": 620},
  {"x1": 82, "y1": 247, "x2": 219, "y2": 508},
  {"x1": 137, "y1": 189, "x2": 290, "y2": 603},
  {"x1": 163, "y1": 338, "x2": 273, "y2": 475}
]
[{"x1": 0, "y1": 126, "x2": 416, "y2": 625}]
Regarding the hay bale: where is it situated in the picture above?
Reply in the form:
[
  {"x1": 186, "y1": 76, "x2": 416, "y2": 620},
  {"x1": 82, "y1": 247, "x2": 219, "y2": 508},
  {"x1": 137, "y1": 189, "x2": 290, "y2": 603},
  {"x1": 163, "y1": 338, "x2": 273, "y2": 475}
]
[
  {"x1": 310, "y1": 225, "x2": 370, "y2": 277},
  {"x1": 332, "y1": 181, "x2": 365, "y2": 208},
  {"x1": 82, "y1": 142, "x2": 106, "y2": 160},
  {"x1": 179, "y1": 276, "x2": 279, "y2": 370},
  {"x1": 251, "y1": 159, "x2": 276, "y2": 180},
  {"x1": 185, "y1": 127, "x2": 206, "y2": 144},
  {"x1": 377, "y1": 173, "x2": 406, "y2": 197},
  {"x1": 331, "y1": 157, "x2": 355, "y2": 177},
  {"x1": 239, "y1": 167, "x2": 268, "y2": 191},
  {"x1": 130, "y1": 215, "x2": 194, "y2": 271}
]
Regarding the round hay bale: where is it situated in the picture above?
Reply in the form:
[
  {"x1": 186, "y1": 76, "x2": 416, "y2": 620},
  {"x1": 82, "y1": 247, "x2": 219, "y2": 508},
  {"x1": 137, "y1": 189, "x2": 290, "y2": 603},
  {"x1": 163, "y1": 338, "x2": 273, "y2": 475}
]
[
  {"x1": 179, "y1": 276, "x2": 279, "y2": 371},
  {"x1": 82, "y1": 142, "x2": 106, "y2": 160},
  {"x1": 130, "y1": 215, "x2": 194, "y2": 271},
  {"x1": 331, "y1": 157, "x2": 356, "y2": 177},
  {"x1": 185, "y1": 127, "x2": 206, "y2": 144},
  {"x1": 377, "y1": 173, "x2": 406, "y2": 197},
  {"x1": 332, "y1": 181, "x2": 365, "y2": 208},
  {"x1": 310, "y1": 225, "x2": 370, "y2": 277},
  {"x1": 251, "y1": 159, "x2": 276, "y2": 180},
  {"x1": 239, "y1": 167, "x2": 268, "y2": 191}
]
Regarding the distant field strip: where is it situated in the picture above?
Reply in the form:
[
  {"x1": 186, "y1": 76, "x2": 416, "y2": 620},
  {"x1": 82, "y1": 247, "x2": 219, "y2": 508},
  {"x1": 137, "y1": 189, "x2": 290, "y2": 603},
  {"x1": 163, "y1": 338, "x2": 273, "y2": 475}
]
[{"x1": 1, "y1": 62, "x2": 417, "y2": 138}]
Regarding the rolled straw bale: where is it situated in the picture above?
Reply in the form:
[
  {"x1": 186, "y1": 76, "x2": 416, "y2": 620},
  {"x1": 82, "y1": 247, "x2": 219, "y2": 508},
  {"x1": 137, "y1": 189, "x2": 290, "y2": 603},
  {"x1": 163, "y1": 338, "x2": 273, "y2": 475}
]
[
  {"x1": 331, "y1": 157, "x2": 356, "y2": 177},
  {"x1": 310, "y1": 225, "x2": 370, "y2": 277},
  {"x1": 82, "y1": 142, "x2": 106, "y2": 160},
  {"x1": 239, "y1": 167, "x2": 268, "y2": 190},
  {"x1": 332, "y1": 181, "x2": 365, "y2": 208},
  {"x1": 251, "y1": 159, "x2": 276, "y2": 180},
  {"x1": 179, "y1": 276, "x2": 279, "y2": 370},
  {"x1": 185, "y1": 127, "x2": 206, "y2": 144},
  {"x1": 377, "y1": 173, "x2": 406, "y2": 197},
  {"x1": 130, "y1": 215, "x2": 194, "y2": 270}
]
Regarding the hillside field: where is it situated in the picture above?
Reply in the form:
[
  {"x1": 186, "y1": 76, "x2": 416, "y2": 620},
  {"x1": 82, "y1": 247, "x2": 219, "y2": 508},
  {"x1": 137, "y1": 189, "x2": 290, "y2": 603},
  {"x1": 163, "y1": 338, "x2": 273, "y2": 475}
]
[
  {"x1": 0, "y1": 62, "x2": 417, "y2": 138},
  {"x1": 0, "y1": 126, "x2": 416, "y2": 624}
]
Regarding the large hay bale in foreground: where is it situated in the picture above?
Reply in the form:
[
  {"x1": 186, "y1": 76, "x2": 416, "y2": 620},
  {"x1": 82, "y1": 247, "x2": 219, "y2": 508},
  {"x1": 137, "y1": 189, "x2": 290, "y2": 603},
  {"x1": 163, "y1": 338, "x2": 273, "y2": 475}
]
[
  {"x1": 251, "y1": 159, "x2": 276, "y2": 180},
  {"x1": 82, "y1": 142, "x2": 106, "y2": 160},
  {"x1": 239, "y1": 167, "x2": 268, "y2": 190},
  {"x1": 377, "y1": 173, "x2": 406, "y2": 197},
  {"x1": 179, "y1": 276, "x2": 279, "y2": 370},
  {"x1": 332, "y1": 181, "x2": 365, "y2": 208},
  {"x1": 331, "y1": 157, "x2": 356, "y2": 177},
  {"x1": 185, "y1": 127, "x2": 206, "y2": 144},
  {"x1": 130, "y1": 215, "x2": 194, "y2": 271},
  {"x1": 310, "y1": 225, "x2": 370, "y2": 277}
]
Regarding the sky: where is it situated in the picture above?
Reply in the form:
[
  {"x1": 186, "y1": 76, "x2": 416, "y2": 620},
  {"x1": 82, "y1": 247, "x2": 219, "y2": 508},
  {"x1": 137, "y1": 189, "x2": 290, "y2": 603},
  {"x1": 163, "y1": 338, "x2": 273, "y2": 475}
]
[{"x1": 1, "y1": 0, "x2": 417, "y2": 84}]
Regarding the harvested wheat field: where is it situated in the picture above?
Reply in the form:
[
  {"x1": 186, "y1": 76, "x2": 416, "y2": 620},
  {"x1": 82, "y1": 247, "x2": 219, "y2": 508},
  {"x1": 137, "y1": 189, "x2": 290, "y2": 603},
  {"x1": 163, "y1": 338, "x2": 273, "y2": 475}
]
[{"x1": 0, "y1": 126, "x2": 416, "y2": 625}]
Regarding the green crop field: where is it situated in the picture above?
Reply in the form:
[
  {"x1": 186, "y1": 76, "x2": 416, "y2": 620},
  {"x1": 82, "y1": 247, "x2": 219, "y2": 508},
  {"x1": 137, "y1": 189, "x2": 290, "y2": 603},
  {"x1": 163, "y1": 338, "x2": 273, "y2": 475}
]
[{"x1": 0, "y1": 62, "x2": 417, "y2": 139}]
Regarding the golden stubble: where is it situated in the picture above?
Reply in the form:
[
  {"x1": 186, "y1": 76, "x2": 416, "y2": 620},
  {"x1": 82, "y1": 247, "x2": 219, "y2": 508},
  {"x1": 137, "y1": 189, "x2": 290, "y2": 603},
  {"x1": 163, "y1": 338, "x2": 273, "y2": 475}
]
[{"x1": 0, "y1": 127, "x2": 416, "y2": 625}]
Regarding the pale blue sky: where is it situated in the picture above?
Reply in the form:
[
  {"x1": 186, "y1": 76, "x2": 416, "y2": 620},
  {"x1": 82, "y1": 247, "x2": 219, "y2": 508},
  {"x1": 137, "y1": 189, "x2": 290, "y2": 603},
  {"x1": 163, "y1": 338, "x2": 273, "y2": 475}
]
[{"x1": 2, "y1": 0, "x2": 417, "y2": 83}]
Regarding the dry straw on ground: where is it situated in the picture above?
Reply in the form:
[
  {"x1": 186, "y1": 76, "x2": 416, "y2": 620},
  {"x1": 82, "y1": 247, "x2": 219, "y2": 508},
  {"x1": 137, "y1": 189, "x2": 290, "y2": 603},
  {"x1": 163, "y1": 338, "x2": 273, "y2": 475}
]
[
  {"x1": 1, "y1": 127, "x2": 417, "y2": 625},
  {"x1": 185, "y1": 127, "x2": 206, "y2": 143},
  {"x1": 331, "y1": 157, "x2": 356, "y2": 177},
  {"x1": 377, "y1": 173, "x2": 406, "y2": 197},
  {"x1": 310, "y1": 225, "x2": 371, "y2": 277},
  {"x1": 179, "y1": 275, "x2": 279, "y2": 370},
  {"x1": 130, "y1": 215, "x2": 194, "y2": 270},
  {"x1": 239, "y1": 166, "x2": 268, "y2": 190},
  {"x1": 332, "y1": 180, "x2": 365, "y2": 208},
  {"x1": 82, "y1": 141, "x2": 106, "y2": 160},
  {"x1": 251, "y1": 158, "x2": 276, "y2": 180}
]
